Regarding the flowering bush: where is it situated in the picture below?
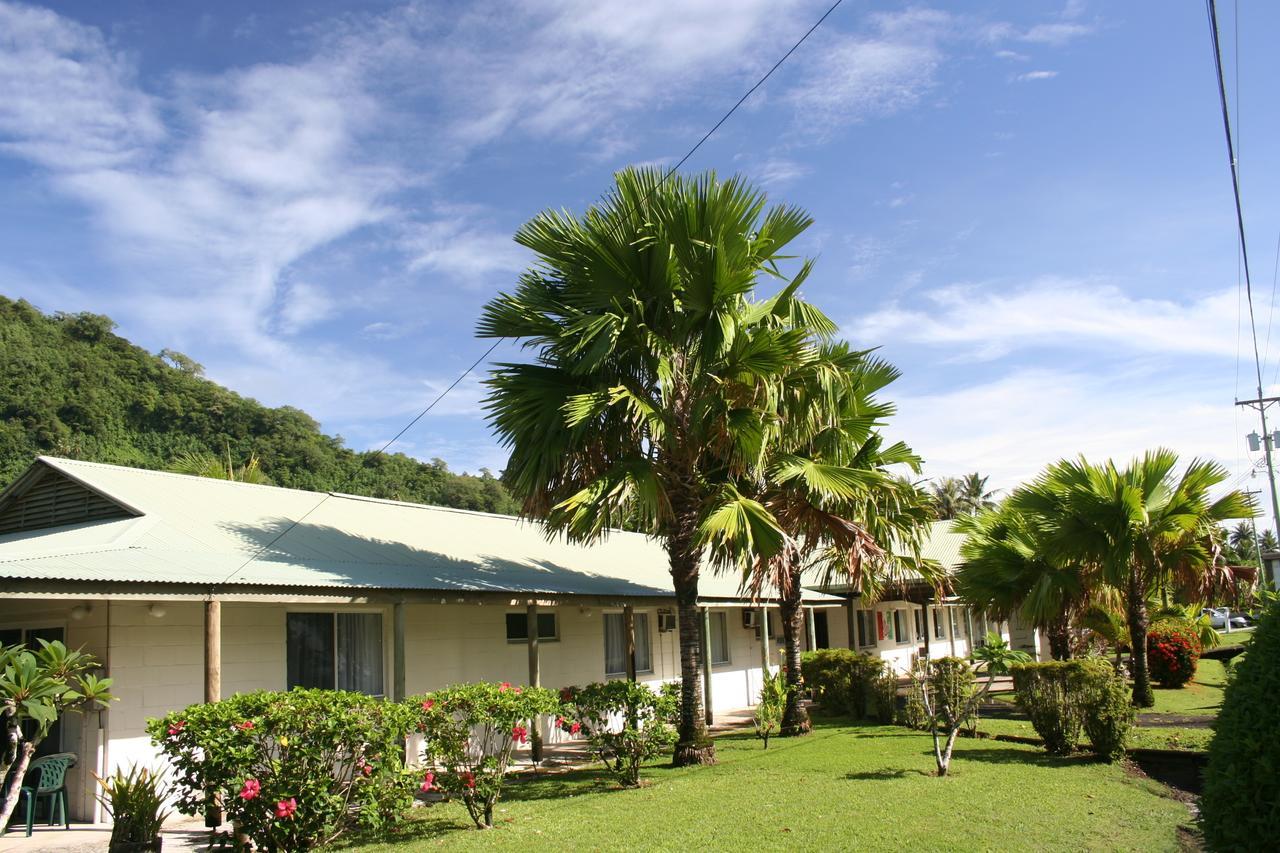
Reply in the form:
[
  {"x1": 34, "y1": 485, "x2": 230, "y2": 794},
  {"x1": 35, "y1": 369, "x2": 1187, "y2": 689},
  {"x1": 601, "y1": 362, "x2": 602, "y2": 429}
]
[
  {"x1": 148, "y1": 690, "x2": 416, "y2": 851},
  {"x1": 409, "y1": 682, "x2": 559, "y2": 828},
  {"x1": 1147, "y1": 621, "x2": 1201, "y2": 688},
  {"x1": 559, "y1": 680, "x2": 678, "y2": 783}
]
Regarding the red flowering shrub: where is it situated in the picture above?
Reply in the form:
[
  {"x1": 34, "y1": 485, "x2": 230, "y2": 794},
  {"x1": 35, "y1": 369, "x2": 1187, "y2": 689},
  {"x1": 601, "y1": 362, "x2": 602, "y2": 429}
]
[
  {"x1": 408, "y1": 682, "x2": 559, "y2": 828},
  {"x1": 557, "y1": 680, "x2": 678, "y2": 786},
  {"x1": 148, "y1": 690, "x2": 416, "y2": 851},
  {"x1": 1147, "y1": 621, "x2": 1201, "y2": 688}
]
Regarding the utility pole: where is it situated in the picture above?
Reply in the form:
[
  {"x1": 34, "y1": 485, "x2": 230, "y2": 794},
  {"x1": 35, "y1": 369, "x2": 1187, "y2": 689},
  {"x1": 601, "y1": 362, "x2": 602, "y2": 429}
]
[{"x1": 1235, "y1": 395, "x2": 1280, "y2": 547}]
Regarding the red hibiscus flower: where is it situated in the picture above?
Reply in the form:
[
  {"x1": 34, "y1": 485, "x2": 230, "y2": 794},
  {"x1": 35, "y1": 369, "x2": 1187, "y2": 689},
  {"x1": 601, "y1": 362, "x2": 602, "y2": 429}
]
[
  {"x1": 569, "y1": 721, "x2": 581, "y2": 735},
  {"x1": 512, "y1": 725, "x2": 528, "y2": 744},
  {"x1": 275, "y1": 798, "x2": 298, "y2": 819},
  {"x1": 239, "y1": 779, "x2": 261, "y2": 801},
  {"x1": 421, "y1": 699, "x2": 435, "y2": 711},
  {"x1": 461, "y1": 771, "x2": 476, "y2": 789},
  {"x1": 420, "y1": 771, "x2": 436, "y2": 792},
  {"x1": 168, "y1": 720, "x2": 186, "y2": 737},
  {"x1": 237, "y1": 720, "x2": 255, "y2": 731}
]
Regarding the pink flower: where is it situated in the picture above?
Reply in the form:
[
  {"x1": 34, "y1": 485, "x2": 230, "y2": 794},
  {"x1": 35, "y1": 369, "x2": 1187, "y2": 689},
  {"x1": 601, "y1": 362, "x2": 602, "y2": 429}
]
[
  {"x1": 239, "y1": 779, "x2": 260, "y2": 801},
  {"x1": 499, "y1": 682, "x2": 512, "y2": 692},
  {"x1": 569, "y1": 722, "x2": 581, "y2": 735},
  {"x1": 167, "y1": 720, "x2": 186, "y2": 737},
  {"x1": 237, "y1": 720, "x2": 255, "y2": 731},
  {"x1": 362, "y1": 764, "x2": 373, "y2": 777},
  {"x1": 275, "y1": 798, "x2": 297, "y2": 820},
  {"x1": 421, "y1": 699, "x2": 435, "y2": 711},
  {"x1": 461, "y1": 771, "x2": 475, "y2": 789},
  {"x1": 420, "y1": 771, "x2": 437, "y2": 792},
  {"x1": 512, "y1": 725, "x2": 528, "y2": 744},
  {"x1": 555, "y1": 716, "x2": 565, "y2": 728},
  {"x1": 514, "y1": 686, "x2": 523, "y2": 694}
]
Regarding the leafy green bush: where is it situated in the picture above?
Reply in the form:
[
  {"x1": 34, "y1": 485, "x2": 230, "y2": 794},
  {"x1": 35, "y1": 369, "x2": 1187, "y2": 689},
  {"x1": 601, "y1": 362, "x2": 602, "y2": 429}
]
[
  {"x1": 1012, "y1": 660, "x2": 1130, "y2": 759},
  {"x1": 1146, "y1": 621, "x2": 1201, "y2": 688},
  {"x1": 1011, "y1": 661, "x2": 1091, "y2": 755},
  {"x1": 799, "y1": 648, "x2": 889, "y2": 718},
  {"x1": 1079, "y1": 661, "x2": 1135, "y2": 762},
  {"x1": 410, "y1": 682, "x2": 559, "y2": 828},
  {"x1": 752, "y1": 670, "x2": 791, "y2": 748},
  {"x1": 898, "y1": 675, "x2": 929, "y2": 730},
  {"x1": 909, "y1": 657, "x2": 985, "y2": 776},
  {"x1": 871, "y1": 669, "x2": 898, "y2": 724},
  {"x1": 96, "y1": 765, "x2": 171, "y2": 846},
  {"x1": 1203, "y1": 603, "x2": 1280, "y2": 848},
  {"x1": 149, "y1": 690, "x2": 416, "y2": 851},
  {"x1": 558, "y1": 680, "x2": 679, "y2": 782}
]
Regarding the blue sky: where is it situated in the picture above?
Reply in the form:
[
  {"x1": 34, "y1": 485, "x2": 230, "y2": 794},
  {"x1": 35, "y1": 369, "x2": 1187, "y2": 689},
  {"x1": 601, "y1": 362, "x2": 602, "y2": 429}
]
[{"x1": 2, "y1": 0, "x2": 1278, "y2": 513}]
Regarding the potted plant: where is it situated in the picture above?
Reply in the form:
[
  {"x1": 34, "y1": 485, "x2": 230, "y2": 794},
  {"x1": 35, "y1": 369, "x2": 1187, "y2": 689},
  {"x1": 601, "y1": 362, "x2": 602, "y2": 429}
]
[{"x1": 96, "y1": 765, "x2": 170, "y2": 852}]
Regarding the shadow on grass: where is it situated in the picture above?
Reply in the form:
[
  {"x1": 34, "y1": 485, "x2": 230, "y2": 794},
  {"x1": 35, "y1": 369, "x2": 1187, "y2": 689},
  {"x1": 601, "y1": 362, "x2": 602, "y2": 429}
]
[
  {"x1": 844, "y1": 767, "x2": 931, "y2": 781},
  {"x1": 951, "y1": 746, "x2": 1092, "y2": 769}
]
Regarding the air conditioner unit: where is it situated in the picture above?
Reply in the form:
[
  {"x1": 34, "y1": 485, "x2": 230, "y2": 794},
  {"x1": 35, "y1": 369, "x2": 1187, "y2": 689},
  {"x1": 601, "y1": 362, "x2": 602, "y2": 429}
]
[
  {"x1": 657, "y1": 610, "x2": 676, "y2": 633},
  {"x1": 742, "y1": 609, "x2": 760, "y2": 629}
]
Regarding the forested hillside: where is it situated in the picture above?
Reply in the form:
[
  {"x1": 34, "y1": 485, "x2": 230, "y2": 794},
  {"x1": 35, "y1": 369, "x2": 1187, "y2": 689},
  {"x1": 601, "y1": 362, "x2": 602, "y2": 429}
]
[{"x1": 0, "y1": 296, "x2": 519, "y2": 514}]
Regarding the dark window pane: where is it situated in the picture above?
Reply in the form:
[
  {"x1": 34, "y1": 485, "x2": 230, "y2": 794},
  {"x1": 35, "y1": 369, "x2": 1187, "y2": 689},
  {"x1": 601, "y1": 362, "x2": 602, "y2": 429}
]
[
  {"x1": 814, "y1": 611, "x2": 829, "y2": 649},
  {"x1": 537, "y1": 613, "x2": 557, "y2": 639},
  {"x1": 287, "y1": 613, "x2": 334, "y2": 690},
  {"x1": 337, "y1": 613, "x2": 383, "y2": 696},
  {"x1": 505, "y1": 613, "x2": 528, "y2": 641},
  {"x1": 0, "y1": 629, "x2": 21, "y2": 648}
]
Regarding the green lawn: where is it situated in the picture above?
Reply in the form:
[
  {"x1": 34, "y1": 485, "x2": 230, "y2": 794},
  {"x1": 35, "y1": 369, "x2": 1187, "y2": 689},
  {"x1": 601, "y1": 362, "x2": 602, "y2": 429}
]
[
  {"x1": 342, "y1": 721, "x2": 1189, "y2": 851},
  {"x1": 975, "y1": 716, "x2": 1214, "y2": 751}
]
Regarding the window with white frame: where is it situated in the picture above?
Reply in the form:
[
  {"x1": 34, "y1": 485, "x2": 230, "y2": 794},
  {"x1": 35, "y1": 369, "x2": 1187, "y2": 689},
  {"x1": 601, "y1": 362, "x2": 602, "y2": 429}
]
[
  {"x1": 933, "y1": 607, "x2": 945, "y2": 639},
  {"x1": 708, "y1": 611, "x2": 730, "y2": 665},
  {"x1": 856, "y1": 609, "x2": 876, "y2": 647},
  {"x1": 914, "y1": 608, "x2": 925, "y2": 641},
  {"x1": 286, "y1": 612, "x2": 384, "y2": 695},
  {"x1": 604, "y1": 612, "x2": 653, "y2": 676},
  {"x1": 893, "y1": 610, "x2": 908, "y2": 644}
]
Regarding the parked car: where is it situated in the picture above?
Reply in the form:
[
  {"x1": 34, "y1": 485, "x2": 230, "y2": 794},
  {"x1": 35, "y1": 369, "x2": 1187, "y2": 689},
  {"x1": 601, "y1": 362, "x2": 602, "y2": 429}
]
[{"x1": 1201, "y1": 607, "x2": 1250, "y2": 630}]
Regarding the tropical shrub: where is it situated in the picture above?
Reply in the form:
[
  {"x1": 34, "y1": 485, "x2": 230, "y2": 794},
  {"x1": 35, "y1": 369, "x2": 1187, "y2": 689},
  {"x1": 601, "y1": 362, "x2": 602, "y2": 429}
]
[
  {"x1": 410, "y1": 682, "x2": 559, "y2": 828},
  {"x1": 1011, "y1": 661, "x2": 1090, "y2": 755},
  {"x1": 870, "y1": 669, "x2": 898, "y2": 724},
  {"x1": 898, "y1": 675, "x2": 929, "y2": 730},
  {"x1": 558, "y1": 680, "x2": 679, "y2": 782},
  {"x1": 1146, "y1": 621, "x2": 1201, "y2": 688},
  {"x1": 752, "y1": 670, "x2": 791, "y2": 748},
  {"x1": 910, "y1": 657, "x2": 986, "y2": 776},
  {"x1": 1079, "y1": 662, "x2": 1135, "y2": 762},
  {"x1": 1203, "y1": 603, "x2": 1280, "y2": 847},
  {"x1": 799, "y1": 648, "x2": 888, "y2": 718},
  {"x1": 0, "y1": 640, "x2": 114, "y2": 830},
  {"x1": 96, "y1": 765, "x2": 171, "y2": 847},
  {"x1": 971, "y1": 632, "x2": 1032, "y2": 676},
  {"x1": 149, "y1": 689, "x2": 415, "y2": 851}
]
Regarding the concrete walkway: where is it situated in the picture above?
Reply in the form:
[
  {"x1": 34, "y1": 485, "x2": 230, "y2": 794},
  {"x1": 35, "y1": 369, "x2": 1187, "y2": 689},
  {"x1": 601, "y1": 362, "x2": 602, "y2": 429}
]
[{"x1": 0, "y1": 816, "x2": 210, "y2": 853}]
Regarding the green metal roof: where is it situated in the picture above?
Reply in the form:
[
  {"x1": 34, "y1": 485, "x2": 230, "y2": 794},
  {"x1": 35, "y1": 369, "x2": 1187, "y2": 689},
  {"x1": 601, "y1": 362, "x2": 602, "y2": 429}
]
[{"x1": 0, "y1": 458, "x2": 843, "y2": 604}]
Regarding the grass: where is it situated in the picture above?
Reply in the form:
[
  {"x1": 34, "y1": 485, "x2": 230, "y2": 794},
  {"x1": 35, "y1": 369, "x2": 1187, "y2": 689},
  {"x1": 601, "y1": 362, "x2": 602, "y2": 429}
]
[
  {"x1": 1148, "y1": 657, "x2": 1230, "y2": 717},
  {"x1": 974, "y1": 716, "x2": 1215, "y2": 752},
  {"x1": 341, "y1": 720, "x2": 1189, "y2": 851}
]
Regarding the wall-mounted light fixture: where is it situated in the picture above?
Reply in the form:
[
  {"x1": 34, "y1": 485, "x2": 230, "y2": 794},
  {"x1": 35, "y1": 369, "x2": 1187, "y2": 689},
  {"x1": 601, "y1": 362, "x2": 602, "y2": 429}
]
[
  {"x1": 148, "y1": 603, "x2": 167, "y2": 619},
  {"x1": 70, "y1": 603, "x2": 92, "y2": 621}
]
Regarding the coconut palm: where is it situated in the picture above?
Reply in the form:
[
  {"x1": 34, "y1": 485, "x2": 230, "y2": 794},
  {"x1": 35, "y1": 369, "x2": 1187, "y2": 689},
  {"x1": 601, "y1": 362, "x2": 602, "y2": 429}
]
[
  {"x1": 1260, "y1": 529, "x2": 1279, "y2": 552},
  {"x1": 929, "y1": 478, "x2": 964, "y2": 520},
  {"x1": 954, "y1": 505, "x2": 1092, "y2": 660},
  {"x1": 739, "y1": 348, "x2": 935, "y2": 735},
  {"x1": 1011, "y1": 450, "x2": 1254, "y2": 707},
  {"x1": 478, "y1": 168, "x2": 846, "y2": 765},
  {"x1": 958, "y1": 472, "x2": 998, "y2": 515}
]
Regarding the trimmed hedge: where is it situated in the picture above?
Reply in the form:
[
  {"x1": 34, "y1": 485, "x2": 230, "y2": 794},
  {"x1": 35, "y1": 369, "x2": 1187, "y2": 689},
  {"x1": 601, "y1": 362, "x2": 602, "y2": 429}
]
[
  {"x1": 1011, "y1": 659, "x2": 1132, "y2": 759},
  {"x1": 800, "y1": 648, "x2": 893, "y2": 720},
  {"x1": 1203, "y1": 604, "x2": 1280, "y2": 848}
]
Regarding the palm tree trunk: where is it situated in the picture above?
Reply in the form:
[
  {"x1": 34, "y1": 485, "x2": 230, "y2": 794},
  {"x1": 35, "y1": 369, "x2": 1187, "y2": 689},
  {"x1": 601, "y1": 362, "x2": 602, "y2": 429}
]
[
  {"x1": 668, "y1": 503, "x2": 716, "y2": 766},
  {"x1": 1047, "y1": 616, "x2": 1072, "y2": 660},
  {"x1": 1126, "y1": 566, "x2": 1155, "y2": 707},
  {"x1": 779, "y1": 563, "x2": 811, "y2": 737}
]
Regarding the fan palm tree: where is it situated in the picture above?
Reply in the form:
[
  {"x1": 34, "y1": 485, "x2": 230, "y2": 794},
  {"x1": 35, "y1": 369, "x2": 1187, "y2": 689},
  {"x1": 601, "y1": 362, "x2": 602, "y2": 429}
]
[
  {"x1": 478, "y1": 168, "x2": 846, "y2": 765},
  {"x1": 954, "y1": 505, "x2": 1092, "y2": 660},
  {"x1": 170, "y1": 449, "x2": 272, "y2": 484},
  {"x1": 1011, "y1": 450, "x2": 1253, "y2": 706},
  {"x1": 958, "y1": 472, "x2": 998, "y2": 515},
  {"x1": 739, "y1": 348, "x2": 935, "y2": 735},
  {"x1": 929, "y1": 478, "x2": 964, "y2": 520}
]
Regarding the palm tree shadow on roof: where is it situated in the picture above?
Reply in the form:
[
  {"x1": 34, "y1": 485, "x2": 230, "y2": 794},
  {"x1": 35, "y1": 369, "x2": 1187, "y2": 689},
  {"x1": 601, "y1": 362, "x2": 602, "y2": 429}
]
[{"x1": 217, "y1": 517, "x2": 672, "y2": 597}]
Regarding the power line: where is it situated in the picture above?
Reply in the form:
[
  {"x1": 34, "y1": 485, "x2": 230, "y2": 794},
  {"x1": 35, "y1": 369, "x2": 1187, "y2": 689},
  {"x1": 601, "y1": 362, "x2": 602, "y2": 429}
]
[
  {"x1": 213, "y1": 0, "x2": 846, "y2": 589},
  {"x1": 1208, "y1": 0, "x2": 1280, "y2": 545}
]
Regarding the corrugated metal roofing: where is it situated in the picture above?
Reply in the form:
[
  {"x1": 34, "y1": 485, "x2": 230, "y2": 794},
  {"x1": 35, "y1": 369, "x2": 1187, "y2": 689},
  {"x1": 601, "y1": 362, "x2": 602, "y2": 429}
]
[{"x1": 0, "y1": 458, "x2": 845, "y2": 603}]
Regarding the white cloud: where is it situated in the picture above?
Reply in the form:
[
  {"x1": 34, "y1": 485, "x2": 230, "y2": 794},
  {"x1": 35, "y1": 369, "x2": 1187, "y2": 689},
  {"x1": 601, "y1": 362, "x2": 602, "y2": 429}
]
[
  {"x1": 401, "y1": 218, "x2": 530, "y2": 285},
  {"x1": 1015, "y1": 70, "x2": 1058, "y2": 82},
  {"x1": 995, "y1": 49, "x2": 1029, "y2": 61},
  {"x1": 789, "y1": 9, "x2": 951, "y2": 132},
  {"x1": 896, "y1": 367, "x2": 1240, "y2": 493},
  {"x1": 848, "y1": 279, "x2": 1237, "y2": 360},
  {"x1": 754, "y1": 157, "x2": 811, "y2": 187}
]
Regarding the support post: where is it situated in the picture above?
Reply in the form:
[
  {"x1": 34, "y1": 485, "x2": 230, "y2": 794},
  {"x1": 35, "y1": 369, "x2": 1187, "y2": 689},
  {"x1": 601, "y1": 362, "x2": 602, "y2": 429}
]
[
  {"x1": 806, "y1": 606, "x2": 817, "y2": 651},
  {"x1": 526, "y1": 603, "x2": 542, "y2": 764},
  {"x1": 623, "y1": 604, "x2": 637, "y2": 682},
  {"x1": 846, "y1": 594, "x2": 857, "y2": 650},
  {"x1": 204, "y1": 598, "x2": 222, "y2": 828},
  {"x1": 393, "y1": 601, "x2": 406, "y2": 702},
  {"x1": 947, "y1": 605, "x2": 957, "y2": 657},
  {"x1": 701, "y1": 608, "x2": 714, "y2": 726}
]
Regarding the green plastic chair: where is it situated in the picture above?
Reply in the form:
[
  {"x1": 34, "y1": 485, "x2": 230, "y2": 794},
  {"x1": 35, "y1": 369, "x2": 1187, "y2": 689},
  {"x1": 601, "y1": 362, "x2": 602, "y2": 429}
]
[{"x1": 18, "y1": 752, "x2": 76, "y2": 837}]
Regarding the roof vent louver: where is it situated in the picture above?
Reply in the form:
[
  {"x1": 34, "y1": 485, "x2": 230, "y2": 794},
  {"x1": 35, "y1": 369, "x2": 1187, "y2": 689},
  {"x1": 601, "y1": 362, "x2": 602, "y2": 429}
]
[{"x1": 0, "y1": 466, "x2": 134, "y2": 534}]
